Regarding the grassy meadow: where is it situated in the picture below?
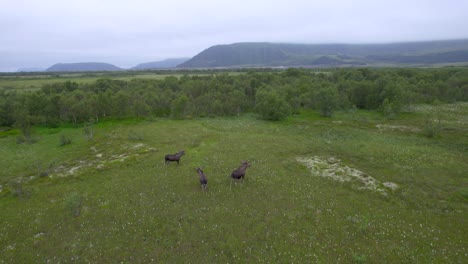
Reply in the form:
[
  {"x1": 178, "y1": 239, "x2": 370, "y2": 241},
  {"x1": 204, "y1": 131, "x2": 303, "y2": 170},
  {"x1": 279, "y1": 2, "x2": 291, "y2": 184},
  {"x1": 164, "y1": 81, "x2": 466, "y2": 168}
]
[
  {"x1": 0, "y1": 72, "x2": 237, "y2": 91},
  {"x1": 0, "y1": 103, "x2": 466, "y2": 263}
]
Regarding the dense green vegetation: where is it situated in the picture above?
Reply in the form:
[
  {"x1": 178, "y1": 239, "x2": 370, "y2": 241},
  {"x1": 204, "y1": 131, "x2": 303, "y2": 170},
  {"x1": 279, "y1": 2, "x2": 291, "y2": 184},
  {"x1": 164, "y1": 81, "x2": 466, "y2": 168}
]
[
  {"x1": 1, "y1": 68, "x2": 467, "y2": 129},
  {"x1": 0, "y1": 68, "x2": 467, "y2": 262},
  {"x1": 179, "y1": 40, "x2": 468, "y2": 67}
]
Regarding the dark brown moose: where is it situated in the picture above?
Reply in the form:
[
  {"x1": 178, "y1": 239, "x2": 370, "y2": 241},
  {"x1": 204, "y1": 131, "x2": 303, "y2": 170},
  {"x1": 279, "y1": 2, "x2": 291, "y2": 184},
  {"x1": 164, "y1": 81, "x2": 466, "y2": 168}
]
[
  {"x1": 230, "y1": 161, "x2": 251, "y2": 188},
  {"x1": 195, "y1": 167, "x2": 208, "y2": 191},
  {"x1": 165, "y1": 150, "x2": 185, "y2": 165}
]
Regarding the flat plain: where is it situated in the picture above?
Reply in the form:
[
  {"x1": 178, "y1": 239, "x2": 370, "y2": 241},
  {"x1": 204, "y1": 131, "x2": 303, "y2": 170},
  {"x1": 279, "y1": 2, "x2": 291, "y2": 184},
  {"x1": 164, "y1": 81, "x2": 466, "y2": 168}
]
[
  {"x1": 0, "y1": 102, "x2": 466, "y2": 263},
  {"x1": 0, "y1": 72, "x2": 227, "y2": 91}
]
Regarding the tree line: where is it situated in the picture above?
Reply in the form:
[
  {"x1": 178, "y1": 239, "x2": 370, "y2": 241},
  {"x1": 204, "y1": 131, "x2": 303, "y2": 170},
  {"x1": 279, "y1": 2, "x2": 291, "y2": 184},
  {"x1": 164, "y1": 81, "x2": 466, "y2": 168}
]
[{"x1": 1, "y1": 68, "x2": 467, "y2": 129}]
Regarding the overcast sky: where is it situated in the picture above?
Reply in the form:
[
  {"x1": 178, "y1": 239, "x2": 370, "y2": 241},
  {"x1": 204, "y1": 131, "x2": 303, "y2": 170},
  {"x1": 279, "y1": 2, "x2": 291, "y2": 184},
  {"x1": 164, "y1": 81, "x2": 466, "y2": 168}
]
[{"x1": 1, "y1": 0, "x2": 467, "y2": 72}]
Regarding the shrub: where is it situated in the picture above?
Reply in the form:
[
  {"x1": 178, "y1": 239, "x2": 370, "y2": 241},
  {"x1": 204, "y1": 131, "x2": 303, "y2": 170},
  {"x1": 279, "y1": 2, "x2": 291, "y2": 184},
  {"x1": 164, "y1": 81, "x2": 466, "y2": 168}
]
[
  {"x1": 422, "y1": 104, "x2": 442, "y2": 138},
  {"x1": 33, "y1": 160, "x2": 56, "y2": 178},
  {"x1": 382, "y1": 98, "x2": 401, "y2": 119},
  {"x1": 314, "y1": 86, "x2": 339, "y2": 117},
  {"x1": 171, "y1": 94, "x2": 189, "y2": 119},
  {"x1": 255, "y1": 90, "x2": 291, "y2": 121},
  {"x1": 423, "y1": 117, "x2": 442, "y2": 138},
  {"x1": 83, "y1": 122, "x2": 94, "y2": 141},
  {"x1": 59, "y1": 135, "x2": 72, "y2": 146},
  {"x1": 64, "y1": 192, "x2": 83, "y2": 217}
]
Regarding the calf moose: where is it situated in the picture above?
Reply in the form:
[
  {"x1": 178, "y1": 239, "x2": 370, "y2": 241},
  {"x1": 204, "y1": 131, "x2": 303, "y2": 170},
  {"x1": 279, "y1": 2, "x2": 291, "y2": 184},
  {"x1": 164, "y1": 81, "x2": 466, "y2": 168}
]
[
  {"x1": 230, "y1": 161, "x2": 251, "y2": 188},
  {"x1": 195, "y1": 167, "x2": 208, "y2": 191},
  {"x1": 164, "y1": 150, "x2": 185, "y2": 165}
]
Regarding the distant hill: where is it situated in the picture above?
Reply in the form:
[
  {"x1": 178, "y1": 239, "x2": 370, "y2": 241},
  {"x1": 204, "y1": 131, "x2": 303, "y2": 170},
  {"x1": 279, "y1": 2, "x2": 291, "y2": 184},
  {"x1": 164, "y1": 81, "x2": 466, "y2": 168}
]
[
  {"x1": 46, "y1": 62, "x2": 122, "y2": 72},
  {"x1": 178, "y1": 39, "x2": 468, "y2": 68},
  {"x1": 131, "y1": 58, "x2": 190, "y2": 70},
  {"x1": 17, "y1": 67, "x2": 45, "y2": 72}
]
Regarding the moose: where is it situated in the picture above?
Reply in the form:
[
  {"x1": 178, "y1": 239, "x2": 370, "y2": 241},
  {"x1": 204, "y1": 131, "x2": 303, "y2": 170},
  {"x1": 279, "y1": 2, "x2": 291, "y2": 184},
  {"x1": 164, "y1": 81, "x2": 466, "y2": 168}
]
[
  {"x1": 195, "y1": 167, "x2": 208, "y2": 191},
  {"x1": 164, "y1": 150, "x2": 185, "y2": 165},
  {"x1": 230, "y1": 161, "x2": 251, "y2": 188}
]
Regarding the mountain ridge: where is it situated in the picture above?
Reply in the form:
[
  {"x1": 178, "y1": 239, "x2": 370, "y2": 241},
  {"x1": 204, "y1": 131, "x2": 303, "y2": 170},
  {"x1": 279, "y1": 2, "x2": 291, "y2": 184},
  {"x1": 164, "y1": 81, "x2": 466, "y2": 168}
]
[
  {"x1": 178, "y1": 39, "x2": 468, "y2": 68},
  {"x1": 131, "y1": 58, "x2": 190, "y2": 70}
]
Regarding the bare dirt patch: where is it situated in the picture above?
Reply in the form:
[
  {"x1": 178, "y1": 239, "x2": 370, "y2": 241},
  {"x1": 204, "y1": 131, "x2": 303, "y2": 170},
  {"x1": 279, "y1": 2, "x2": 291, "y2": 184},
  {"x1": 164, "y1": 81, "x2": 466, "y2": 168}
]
[
  {"x1": 49, "y1": 143, "x2": 156, "y2": 178},
  {"x1": 296, "y1": 156, "x2": 398, "y2": 195}
]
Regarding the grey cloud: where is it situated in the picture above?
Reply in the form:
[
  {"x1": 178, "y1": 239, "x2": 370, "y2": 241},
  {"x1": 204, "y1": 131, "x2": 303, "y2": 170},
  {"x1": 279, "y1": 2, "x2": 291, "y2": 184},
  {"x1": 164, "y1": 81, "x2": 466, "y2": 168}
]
[{"x1": 1, "y1": 0, "x2": 467, "y2": 71}]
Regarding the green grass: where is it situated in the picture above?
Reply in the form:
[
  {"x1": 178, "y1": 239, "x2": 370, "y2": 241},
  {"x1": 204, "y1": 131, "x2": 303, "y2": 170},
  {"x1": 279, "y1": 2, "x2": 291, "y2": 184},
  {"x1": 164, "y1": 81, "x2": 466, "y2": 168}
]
[
  {"x1": 0, "y1": 72, "x2": 243, "y2": 91},
  {"x1": 0, "y1": 74, "x2": 177, "y2": 91},
  {"x1": 0, "y1": 104, "x2": 467, "y2": 262}
]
